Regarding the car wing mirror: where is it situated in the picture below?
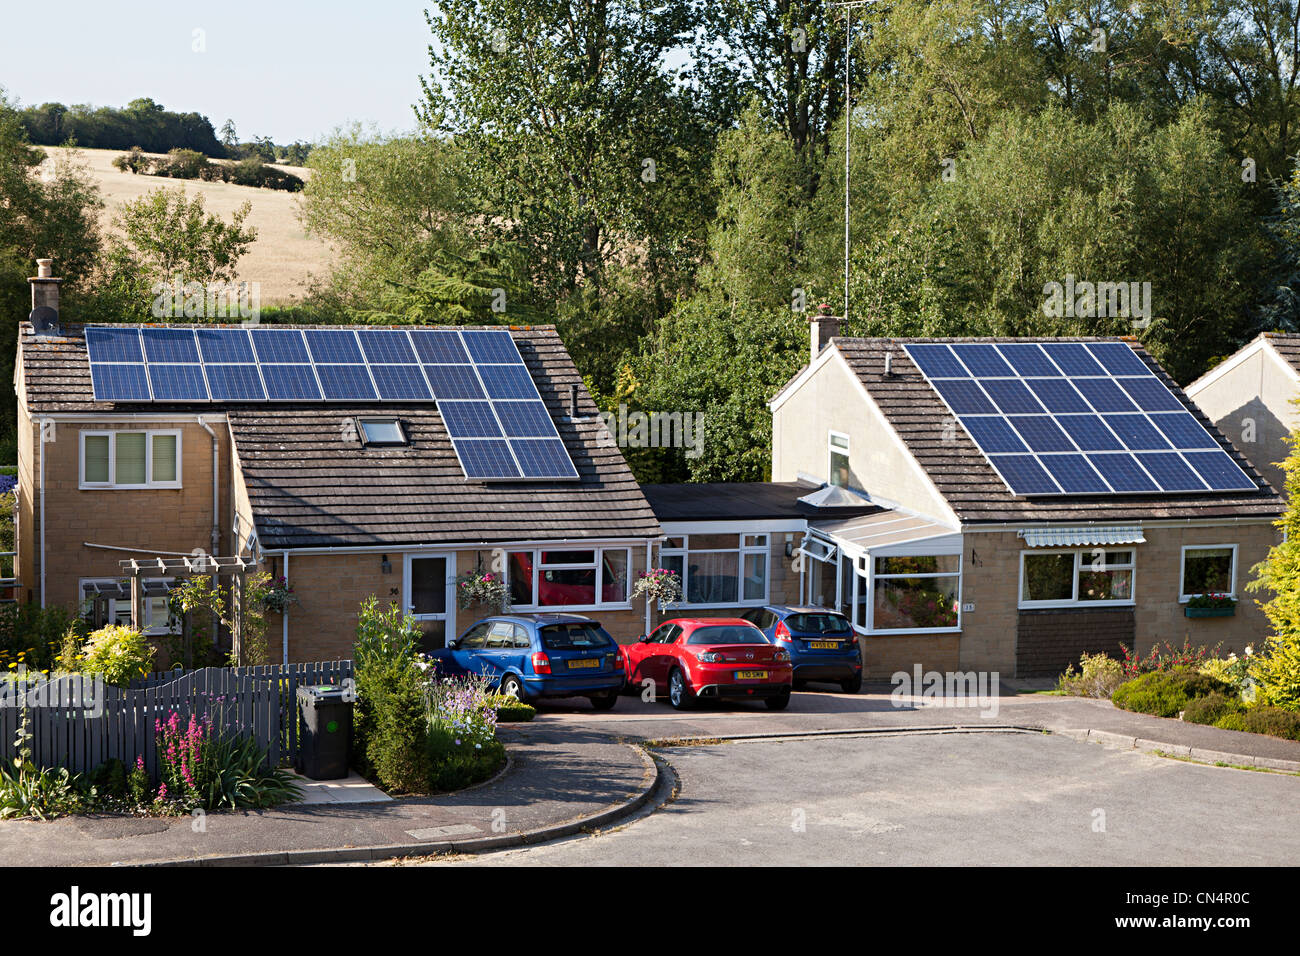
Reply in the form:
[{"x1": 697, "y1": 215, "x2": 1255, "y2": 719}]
[{"x1": 637, "y1": 634, "x2": 649, "y2": 643}]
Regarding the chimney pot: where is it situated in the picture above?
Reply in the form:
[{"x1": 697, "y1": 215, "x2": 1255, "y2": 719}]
[
  {"x1": 28, "y1": 258, "x2": 63, "y2": 327},
  {"x1": 808, "y1": 306, "x2": 842, "y2": 363},
  {"x1": 37, "y1": 259, "x2": 53, "y2": 279}
]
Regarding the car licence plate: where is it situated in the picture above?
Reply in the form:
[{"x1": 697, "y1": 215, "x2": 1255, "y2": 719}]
[
  {"x1": 567, "y1": 658, "x2": 600, "y2": 669},
  {"x1": 810, "y1": 641, "x2": 839, "y2": 649},
  {"x1": 735, "y1": 670, "x2": 768, "y2": 680}
]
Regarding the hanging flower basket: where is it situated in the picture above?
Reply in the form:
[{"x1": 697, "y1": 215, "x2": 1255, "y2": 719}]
[
  {"x1": 456, "y1": 569, "x2": 510, "y2": 613},
  {"x1": 631, "y1": 568, "x2": 682, "y2": 612},
  {"x1": 259, "y1": 576, "x2": 297, "y2": 614}
]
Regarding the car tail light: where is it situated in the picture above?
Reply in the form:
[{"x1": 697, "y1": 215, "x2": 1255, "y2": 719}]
[
  {"x1": 697, "y1": 651, "x2": 726, "y2": 663},
  {"x1": 773, "y1": 648, "x2": 790, "y2": 662},
  {"x1": 610, "y1": 652, "x2": 624, "y2": 670},
  {"x1": 531, "y1": 652, "x2": 551, "y2": 674},
  {"x1": 775, "y1": 622, "x2": 792, "y2": 641}
]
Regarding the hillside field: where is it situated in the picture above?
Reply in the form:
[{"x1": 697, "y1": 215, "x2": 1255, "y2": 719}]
[{"x1": 38, "y1": 146, "x2": 337, "y2": 305}]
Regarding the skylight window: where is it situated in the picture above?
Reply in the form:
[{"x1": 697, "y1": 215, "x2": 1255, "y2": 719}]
[{"x1": 358, "y1": 419, "x2": 407, "y2": 446}]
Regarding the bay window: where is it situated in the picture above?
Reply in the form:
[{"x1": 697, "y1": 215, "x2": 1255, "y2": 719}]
[
  {"x1": 80, "y1": 430, "x2": 182, "y2": 489},
  {"x1": 507, "y1": 548, "x2": 631, "y2": 608},
  {"x1": 872, "y1": 555, "x2": 961, "y2": 630},
  {"x1": 660, "y1": 533, "x2": 770, "y2": 606},
  {"x1": 1019, "y1": 549, "x2": 1135, "y2": 607}
]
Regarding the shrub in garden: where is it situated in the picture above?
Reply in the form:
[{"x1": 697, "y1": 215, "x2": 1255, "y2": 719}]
[
  {"x1": 79, "y1": 625, "x2": 154, "y2": 687},
  {"x1": 425, "y1": 675, "x2": 506, "y2": 791},
  {"x1": 155, "y1": 711, "x2": 300, "y2": 810},
  {"x1": 1111, "y1": 668, "x2": 1234, "y2": 718},
  {"x1": 1057, "y1": 652, "x2": 1124, "y2": 698},
  {"x1": 352, "y1": 597, "x2": 430, "y2": 792},
  {"x1": 1181, "y1": 692, "x2": 1246, "y2": 726},
  {"x1": 1215, "y1": 706, "x2": 1300, "y2": 741},
  {"x1": 1118, "y1": 640, "x2": 1221, "y2": 678},
  {"x1": 0, "y1": 603, "x2": 82, "y2": 675},
  {"x1": 488, "y1": 694, "x2": 536, "y2": 722}
]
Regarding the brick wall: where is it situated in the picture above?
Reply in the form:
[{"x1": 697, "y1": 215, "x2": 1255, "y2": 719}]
[{"x1": 1015, "y1": 607, "x2": 1136, "y2": 678}]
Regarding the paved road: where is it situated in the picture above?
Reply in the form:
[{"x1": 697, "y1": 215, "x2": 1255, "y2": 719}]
[{"x1": 421, "y1": 730, "x2": 1300, "y2": 866}]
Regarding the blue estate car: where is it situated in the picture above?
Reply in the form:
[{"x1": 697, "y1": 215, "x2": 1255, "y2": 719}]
[
  {"x1": 428, "y1": 614, "x2": 624, "y2": 710},
  {"x1": 739, "y1": 606, "x2": 863, "y2": 693}
]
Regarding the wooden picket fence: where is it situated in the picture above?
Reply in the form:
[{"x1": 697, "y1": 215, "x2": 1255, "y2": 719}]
[{"x1": 0, "y1": 660, "x2": 352, "y2": 778}]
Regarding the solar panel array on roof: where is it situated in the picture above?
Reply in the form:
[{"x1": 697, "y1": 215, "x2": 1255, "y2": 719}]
[
  {"x1": 83, "y1": 326, "x2": 579, "y2": 481},
  {"x1": 902, "y1": 341, "x2": 1258, "y2": 497}
]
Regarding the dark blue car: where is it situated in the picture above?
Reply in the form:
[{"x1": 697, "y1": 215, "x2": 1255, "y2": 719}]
[
  {"x1": 429, "y1": 614, "x2": 624, "y2": 710},
  {"x1": 740, "y1": 606, "x2": 862, "y2": 693}
]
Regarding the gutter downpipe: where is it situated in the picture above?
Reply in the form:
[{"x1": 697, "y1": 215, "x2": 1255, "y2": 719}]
[
  {"x1": 197, "y1": 417, "x2": 220, "y2": 649},
  {"x1": 39, "y1": 418, "x2": 47, "y2": 608},
  {"x1": 281, "y1": 550, "x2": 289, "y2": 665}
]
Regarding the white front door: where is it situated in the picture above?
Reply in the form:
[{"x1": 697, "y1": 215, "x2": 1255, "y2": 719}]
[{"x1": 403, "y1": 553, "x2": 456, "y2": 651}]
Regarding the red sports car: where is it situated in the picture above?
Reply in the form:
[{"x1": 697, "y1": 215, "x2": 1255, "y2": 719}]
[{"x1": 621, "y1": 618, "x2": 793, "y2": 710}]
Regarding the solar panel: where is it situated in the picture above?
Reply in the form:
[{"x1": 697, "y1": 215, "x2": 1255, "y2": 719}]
[
  {"x1": 410, "y1": 330, "x2": 470, "y2": 364},
  {"x1": 315, "y1": 364, "x2": 377, "y2": 400},
  {"x1": 251, "y1": 328, "x2": 310, "y2": 364},
  {"x1": 455, "y1": 439, "x2": 521, "y2": 479},
  {"x1": 439, "y1": 400, "x2": 502, "y2": 437},
  {"x1": 261, "y1": 364, "x2": 322, "y2": 401},
  {"x1": 511, "y1": 438, "x2": 580, "y2": 479},
  {"x1": 903, "y1": 341, "x2": 1258, "y2": 497},
  {"x1": 205, "y1": 364, "x2": 266, "y2": 401},
  {"x1": 147, "y1": 364, "x2": 209, "y2": 401},
  {"x1": 370, "y1": 364, "x2": 432, "y2": 401},
  {"x1": 196, "y1": 328, "x2": 255, "y2": 364},
  {"x1": 462, "y1": 329, "x2": 524, "y2": 364},
  {"x1": 424, "y1": 364, "x2": 485, "y2": 400},
  {"x1": 479, "y1": 364, "x2": 540, "y2": 400},
  {"x1": 86, "y1": 327, "x2": 144, "y2": 363},
  {"x1": 357, "y1": 329, "x2": 418, "y2": 365},
  {"x1": 496, "y1": 401, "x2": 562, "y2": 438},
  {"x1": 304, "y1": 329, "x2": 364, "y2": 364},
  {"x1": 90, "y1": 363, "x2": 151, "y2": 401},
  {"x1": 142, "y1": 327, "x2": 199, "y2": 364}
]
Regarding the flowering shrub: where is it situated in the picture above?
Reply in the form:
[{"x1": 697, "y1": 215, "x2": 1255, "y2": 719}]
[
  {"x1": 80, "y1": 625, "x2": 155, "y2": 687},
  {"x1": 1187, "y1": 592, "x2": 1237, "y2": 610},
  {"x1": 423, "y1": 674, "x2": 505, "y2": 792},
  {"x1": 631, "y1": 568, "x2": 682, "y2": 611},
  {"x1": 1118, "y1": 639, "x2": 1221, "y2": 677},
  {"x1": 156, "y1": 711, "x2": 213, "y2": 805},
  {"x1": 456, "y1": 569, "x2": 510, "y2": 612},
  {"x1": 1057, "y1": 652, "x2": 1125, "y2": 698}
]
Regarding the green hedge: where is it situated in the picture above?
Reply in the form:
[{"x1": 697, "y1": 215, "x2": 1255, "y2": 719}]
[
  {"x1": 1111, "y1": 668, "x2": 1234, "y2": 718},
  {"x1": 488, "y1": 695, "x2": 536, "y2": 722}
]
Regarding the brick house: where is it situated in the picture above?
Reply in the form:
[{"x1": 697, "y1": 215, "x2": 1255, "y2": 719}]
[
  {"x1": 762, "y1": 318, "x2": 1284, "y2": 678},
  {"x1": 1183, "y1": 332, "x2": 1300, "y2": 494},
  {"x1": 14, "y1": 266, "x2": 661, "y2": 661}
]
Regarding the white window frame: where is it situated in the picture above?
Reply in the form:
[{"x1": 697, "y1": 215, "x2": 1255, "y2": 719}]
[
  {"x1": 858, "y1": 551, "x2": 964, "y2": 635},
  {"x1": 828, "y1": 430, "x2": 850, "y2": 486},
  {"x1": 79, "y1": 577, "x2": 177, "y2": 635},
  {"x1": 660, "y1": 533, "x2": 770, "y2": 609},
  {"x1": 79, "y1": 429, "x2": 183, "y2": 490},
  {"x1": 1018, "y1": 548, "x2": 1137, "y2": 609},
  {"x1": 357, "y1": 418, "x2": 407, "y2": 446},
  {"x1": 507, "y1": 547, "x2": 633, "y2": 611},
  {"x1": 1179, "y1": 544, "x2": 1238, "y2": 603}
]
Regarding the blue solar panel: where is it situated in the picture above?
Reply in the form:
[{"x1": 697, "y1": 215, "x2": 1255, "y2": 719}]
[
  {"x1": 1117, "y1": 376, "x2": 1185, "y2": 412},
  {"x1": 462, "y1": 329, "x2": 524, "y2": 364},
  {"x1": 90, "y1": 363, "x2": 151, "y2": 400},
  {"x1": 932, "y1": 379, "x2": 996, "y2": 415},
  {"x1": 304, "y1": 329, "x2": 364, "y2": 364},
  {"x1": 196, "y1": 328, "x2": 255, "y2": 364},
  {"x1": 261, "y1": 365, "x2": 322, "y2": 401},
  {"x1": 905, "y1": 344, "x2": 966, "y2": 378},
  {"x1": 1008, "y1": 416, "x2": 1075, "y2": 452},
  {"x1": 987, "y1": 455, "x2": 1059, "y2": 495},
  {"x1": 370, "y1": 364, "x2": 432, "y2": 401},
  {"x1": 315, "y1": 364, "x2": 376, "y2": 400},
  {"x1": 147, "y1": 364, "x2": 209, "y2": 401},
  {"x1": 357, "y1": 329, "x2": 418, "y2": 365},
  {"x1": 951, "y1": 344, "x2": 1014, "y2": 377},
  {"x1": 1087, "y1": 342, "x2": 1151, "y2": 376},
  {"x1": 86, "y1": 327, "x2": 144, "y2": 363},
  {"x1": 479, "y1": 364, "x2": 540, "y2": 400},
  {"x1": 511, "y1": 438, "x2": 580, "y2": 479},
  {"x1": 205, "y1": 364, "x2": 265, "y2": 401},
  {"x1": 1135, "y1": 452, "x2": 1205, "y2": 491},
  {"x1": 1087, "y1": 453, "x2": 1159, "y2": 492},
  {"x1": 440, "y1": 401, "x2": 502, "y2": 437},
  {"x1": 410, "y1": 330, "x2": 470, "y2": 364},
  {"x1": 456, "y1": 439, "x2": 521, "y2": 479},
  {"x1": 1041, "y1": 343, "x2": 1107, "y2": 376},
  {"x1": 251, "y1": 328, "x2": 310, "y2": 364},
  {"x1": 997, "y1": 344, "x2": 1059, "y2": 377},
  {"x1": 1040, "y1": 454, "x2": 1109, "y2": 493},
  {"x1": 1183, "y1": 450, "x2": 1257, "y2": 491},
  {"x1": 141, "y1": 328, "x2": 199, "y2": 364},
  {"x1": 1102, "y1": 414, "x2": 1171, "y2": 451},
  {"x1": 1027, "y1": 379, "x2": 1090, "y2": 413},
  {"x1": 1072, "y1": 378, "x2": 1138, "y2": 413},
  {"x1": 423, "y1": 364, "x2": 485, "y2": 400},
  {"x1": 495, "y1": 401, "x2": 559, "y2": 438},
  {"x1": 1054, "y1": 415, "x2": 1124, "y2": 451},
  {"x1": 960, "y1": 417, "x2": 1028, "y2": 453},
  {"x1": 982, "y1": 379, "x2": 1045, "y2": 414},
  {"x1": 1148, "y1": 412, "x2": 1221, "y2": 450}
]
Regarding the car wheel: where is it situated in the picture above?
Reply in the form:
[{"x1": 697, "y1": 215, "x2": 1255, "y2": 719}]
[
  {"x1": 668, "y1": 669, "x2": 693, "y2": 710},
  {"x1": 765, "y1": 690, "x2": 791, "y2": 710},
  {"x1": 589, "y1": 691, "x2": 618, "y2": 711},
  {"x1": 499, "y1": 673, "x2": 528, "y2": 702},
  {"x1": 840, "y1": 674, "x2": 863, "y2": 694}
]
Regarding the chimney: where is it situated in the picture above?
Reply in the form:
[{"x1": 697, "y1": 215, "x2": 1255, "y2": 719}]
[
  {"x1": 808, "y1": 303, "x2": 841, "y2": 363},
  {"x1": 28, "y1": 259, "x2": 62, "y2": 336}
]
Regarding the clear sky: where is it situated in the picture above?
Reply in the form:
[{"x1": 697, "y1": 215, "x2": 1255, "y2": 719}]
[{"x1": 0, "y1": 1, "x2": 434, "y2": 143}]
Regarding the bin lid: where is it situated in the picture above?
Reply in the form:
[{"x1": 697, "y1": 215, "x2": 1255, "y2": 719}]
[{"x1": 298, "y1": 683, "x2": 347, "y2": 701}]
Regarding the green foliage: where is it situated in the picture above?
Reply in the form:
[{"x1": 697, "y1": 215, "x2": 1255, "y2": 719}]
[
  {"x1": 112, "y1": 187, "x2": 256, "y2": 287},
  {"x1": 1111, "y1": 668, "x2": 1235, "y2": 718},
  {"x1": 79, "y1": 624, "x2": 154, "y2": 687},
  {"x1": 1057, "y1": 652, "x2": 1125, "y2": 699},
  {"x1": 1182, "y1": 692, "x2": 1246, "y2": 727},
  {"x1": 487, "y1": 695, "x2": 536, "y2": 723},
  {"x1": 0, "y1": 712, "x2": 90, "y2": 819},
  {"x1": 0, "y1": 602, "x2": 82, "y2": 675},
  {"x1": 352, "y1": 597, "x2": 429, "y2": 792},
  {"x1": 196, "y1": 733, "x2": 302, "y2": 810},
  {"x1": 1214, "y1": 706, "x2": 1300, "y2": 741},
  {"x1": 17, "y1": 97, "x2": 225, "y2": 156},
  {"x1": 425, "y1": 727, "x2": 506, "y2": 792}
]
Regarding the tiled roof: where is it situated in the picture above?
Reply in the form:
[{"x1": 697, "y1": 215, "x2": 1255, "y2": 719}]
[
  {"x1": 1263, "y1": 332, "x2": 1300, "y2": 373},
  {"x1": 828, "y1": 336, "x2": 1283, "y2": 525},
  {"x1": 18, "y1": 323, "x2": 661, "y2": 549}
]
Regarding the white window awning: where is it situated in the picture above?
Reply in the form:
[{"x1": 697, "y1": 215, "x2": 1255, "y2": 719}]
[{"x1": 1020, "y1": 526, "x2": 1146, "y2": 548}]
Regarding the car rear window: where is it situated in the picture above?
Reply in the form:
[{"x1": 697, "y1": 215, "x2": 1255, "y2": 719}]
[
  {"x1": 785, "y1": 613, "x2": 852, "y2": 635},
  {"x1": 686, "y1": 625, "x2": 769, "y2": 645},
  {"x1": 539, "y1": 623, "x2": 613, "y2": 650}
]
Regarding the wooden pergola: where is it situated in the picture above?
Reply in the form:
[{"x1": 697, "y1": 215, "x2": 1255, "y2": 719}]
[{"x1": 118, "y1": 555, "x2": 258, "y2": 665}]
